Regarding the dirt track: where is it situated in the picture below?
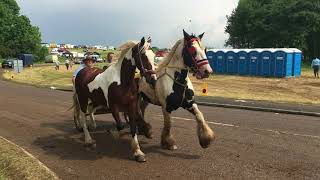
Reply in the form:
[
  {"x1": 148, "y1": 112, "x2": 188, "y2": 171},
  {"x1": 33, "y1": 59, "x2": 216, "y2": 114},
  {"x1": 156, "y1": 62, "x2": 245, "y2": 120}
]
[{"x1": 0, "y1": 77, "x2": 319, "y2": 179}]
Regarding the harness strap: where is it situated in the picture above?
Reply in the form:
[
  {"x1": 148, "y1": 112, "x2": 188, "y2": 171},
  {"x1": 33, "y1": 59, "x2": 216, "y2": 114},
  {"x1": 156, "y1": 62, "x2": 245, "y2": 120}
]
[{"x1": 157, "y1": 67, "x2": 188, "y2": 106}]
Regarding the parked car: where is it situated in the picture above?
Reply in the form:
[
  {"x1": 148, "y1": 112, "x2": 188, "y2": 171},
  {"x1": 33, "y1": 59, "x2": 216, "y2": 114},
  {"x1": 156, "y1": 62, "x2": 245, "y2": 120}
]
[
  {"x1": 1, "y1": 59, "x2": 15, "y2": 68},
  {"x1": 96, "y1": 57, "x2": 103, "y2": 63},
  {"x1": 74, "y1": 58, "x2": 83, "y2": 64}
]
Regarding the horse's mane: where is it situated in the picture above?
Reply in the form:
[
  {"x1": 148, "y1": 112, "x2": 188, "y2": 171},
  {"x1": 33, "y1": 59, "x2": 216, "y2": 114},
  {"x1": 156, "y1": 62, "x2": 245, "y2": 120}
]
[
  {"x1": 117, "y1": 41, "x2": 138, "y2": 63},
  {"x1": 157, "y1": 39, "x2": 183, "y2": 70}
]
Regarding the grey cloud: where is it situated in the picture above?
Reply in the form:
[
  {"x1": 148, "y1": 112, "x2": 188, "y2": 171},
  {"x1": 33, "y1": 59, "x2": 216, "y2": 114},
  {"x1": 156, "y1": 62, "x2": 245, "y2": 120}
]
[{"x1": 16, "y1": 0, "x2": 238, "y2": 48}]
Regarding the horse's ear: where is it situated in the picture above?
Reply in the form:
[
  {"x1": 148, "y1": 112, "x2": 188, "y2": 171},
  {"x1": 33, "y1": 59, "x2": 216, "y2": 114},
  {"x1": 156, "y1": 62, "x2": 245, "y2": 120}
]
[
  {"x1": 198, "y1": 32, "x2": 205, "y2": 40},
  {"x1": 140, "y1": 37, "x2": 145, "y2": 46},
  {"x1": 183, "y1": 29, "x2": 191, "y2": 40}
]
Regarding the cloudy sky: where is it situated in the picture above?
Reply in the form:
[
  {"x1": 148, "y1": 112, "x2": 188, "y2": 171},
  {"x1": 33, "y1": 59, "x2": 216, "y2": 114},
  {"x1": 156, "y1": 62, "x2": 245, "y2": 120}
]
[{"x1": 16, "y1": 0, "x2": 239, "y2": 48}]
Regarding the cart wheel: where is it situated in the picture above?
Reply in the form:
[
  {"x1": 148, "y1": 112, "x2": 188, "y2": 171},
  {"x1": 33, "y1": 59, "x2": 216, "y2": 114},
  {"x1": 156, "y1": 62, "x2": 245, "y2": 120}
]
[{"x1": 74, "y1": 109, "x2": 83, "y2": 132}]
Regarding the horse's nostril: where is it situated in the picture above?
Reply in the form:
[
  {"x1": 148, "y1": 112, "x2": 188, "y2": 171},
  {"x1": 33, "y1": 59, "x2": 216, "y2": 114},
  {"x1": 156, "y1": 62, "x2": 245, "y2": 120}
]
[{"x1": 204, "y1": 70, "x2": 209, "y2": 74}]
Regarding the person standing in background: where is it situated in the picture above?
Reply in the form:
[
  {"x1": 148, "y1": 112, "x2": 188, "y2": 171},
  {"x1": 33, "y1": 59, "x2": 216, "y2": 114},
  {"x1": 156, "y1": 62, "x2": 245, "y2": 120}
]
[
  {"x1": 65, "y1": 59, "x2": 70, "y2": 70},
  {"x1": 311, "y1": 57, "x2": 320, "y2": 78},
  {"x1": 54, "y1": 59, "x2": 60, "y2": 70}
]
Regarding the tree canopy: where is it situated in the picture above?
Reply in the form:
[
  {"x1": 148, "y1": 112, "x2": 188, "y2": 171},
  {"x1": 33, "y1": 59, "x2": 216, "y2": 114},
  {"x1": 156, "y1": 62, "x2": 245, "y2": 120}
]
[
  {"x1": 0, "y1": 0, "x2": 42, "y2": 59},
  {"x1": 225, "y1": 0, "x2": 320, "y2": 62}
]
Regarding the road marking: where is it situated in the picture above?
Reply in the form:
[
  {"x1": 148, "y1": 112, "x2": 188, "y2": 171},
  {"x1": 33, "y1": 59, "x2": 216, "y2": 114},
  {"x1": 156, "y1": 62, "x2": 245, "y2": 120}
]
[
  {"x1": 169, "y1": 116, "x2": 239, "y2": 127},
  {"x1": 156, "y1": 115, "x2": 320, "y2": 140}
]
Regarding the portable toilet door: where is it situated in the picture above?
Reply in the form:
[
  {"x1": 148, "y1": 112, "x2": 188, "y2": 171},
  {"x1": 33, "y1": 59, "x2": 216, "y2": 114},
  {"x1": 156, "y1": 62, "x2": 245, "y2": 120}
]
[
  {"x1": 260, "y1": 50, "x2": 272, "y2": 77},
  {"x1": 206, "y1": 50, "x2": 216, "y2": 73},
  {"x1": 248, "y1": 50, "x2": 260, "y2": 76},
  {"x1": 226, "y1": 50, "x2": 238, "y2": 74},
  {"x1": 215, "y1": 50, "x2": 226, "y2": 74},
  {"x1": 237, "y1": 50, "x2": 249, "y2": 76},
  {"x1": 273, "y1": 49, "x2": 293, "y2": 78},
  {"x1": 292, "y1": 48, "x2": 302, "y2": 77}
]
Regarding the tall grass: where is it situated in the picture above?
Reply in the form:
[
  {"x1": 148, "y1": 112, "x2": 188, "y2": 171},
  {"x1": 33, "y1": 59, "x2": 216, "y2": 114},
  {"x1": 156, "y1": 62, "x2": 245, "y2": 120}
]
[{"x1": 0, "y1": 173, "x2": 6, "y2": 180}]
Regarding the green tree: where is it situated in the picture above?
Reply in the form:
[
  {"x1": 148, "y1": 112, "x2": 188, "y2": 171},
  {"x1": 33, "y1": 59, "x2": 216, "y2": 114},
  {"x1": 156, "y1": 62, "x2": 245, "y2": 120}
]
[
  {"x1": 225, "y1": 0, "x2": 320, "y2": 62},
  {"x1": 35, "y1": 46, "x2": 49, "y2": 62},
  {"x1": 0, "y1": 0, "x2": 42, "y2": 58}
]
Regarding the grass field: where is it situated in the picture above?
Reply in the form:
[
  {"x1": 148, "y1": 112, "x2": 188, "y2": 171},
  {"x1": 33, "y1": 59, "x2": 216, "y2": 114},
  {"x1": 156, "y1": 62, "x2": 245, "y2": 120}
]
[
  {"x1": 2, "y1": 63, "x2": 320, "y2": 104},
  {"x1": 0, "y1": 173, "x2": 5, "y2": 180},
  {"x1": 0, "y1": 137, "x2": 57, "y2": 180}
]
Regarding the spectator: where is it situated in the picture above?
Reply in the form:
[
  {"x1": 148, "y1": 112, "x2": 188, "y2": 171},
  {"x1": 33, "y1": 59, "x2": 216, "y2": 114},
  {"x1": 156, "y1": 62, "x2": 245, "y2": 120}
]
[
  {"x1": 69, "y1": 58, "x2": 74, "y2": 70},
  {"x1": 72, "y1": 57, "x2": 95, "y2": 85},
  {"x1": 65, "y1": 59, "x2": 70, "y2": 70},
  {"x1": 107, "y1": 52, "x2": 114, "y2": 63},
  {"x1": 311, "y1": 57, "x2": 320, "y2": 78},
  {"x1": 55, "y1": 59, "x2": 60, "y2": 70}
]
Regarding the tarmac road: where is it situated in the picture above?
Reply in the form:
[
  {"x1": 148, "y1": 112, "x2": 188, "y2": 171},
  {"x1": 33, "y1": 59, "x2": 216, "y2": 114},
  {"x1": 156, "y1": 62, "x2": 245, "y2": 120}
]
[{"x1": 0, "y1": 78, "x2": 319, "y2": 180}]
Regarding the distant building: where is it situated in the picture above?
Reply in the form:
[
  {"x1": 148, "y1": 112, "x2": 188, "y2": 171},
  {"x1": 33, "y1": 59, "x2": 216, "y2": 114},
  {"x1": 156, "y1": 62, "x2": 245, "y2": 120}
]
[
  {"x1": 107, "y1": 46, "x2": 115, "y2": 50},
  {"x1": 65, "y1": 44, "x2": 75, "y2": 49}
]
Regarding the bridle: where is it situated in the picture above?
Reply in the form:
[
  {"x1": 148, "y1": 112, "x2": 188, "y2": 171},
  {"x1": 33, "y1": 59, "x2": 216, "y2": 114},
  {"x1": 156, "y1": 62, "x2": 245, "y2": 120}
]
[
  {"x1": 136, "y1": 43, "x2": 156, "y2": 78},
  {"x1": 183, "y1": 38, "x2": 209, "y2": 72}
]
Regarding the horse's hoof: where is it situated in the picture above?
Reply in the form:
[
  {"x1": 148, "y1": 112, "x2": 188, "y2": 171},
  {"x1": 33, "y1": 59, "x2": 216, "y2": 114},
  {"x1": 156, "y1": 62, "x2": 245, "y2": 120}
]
[
  {"x1": 161, "y1": 144, "x2": 178, "y2": 150},
  {"x1": 116, "y1": 123, "x2": 125, "y2": 131},
  {"x1": 88, "y1": 125, "x2": 97, "y2": 131},
  {"x1": 139, "y1": 129, "x2": 153, "y2": 139},
  {"x1": 161, "y1": 137, "x2": 177, "y2": 150},
  {"x1": 138, "y1": 123, "x2": 153, "y2": 139},
  {"x1": 84, "y1": 140, "x2": 96, "y2": 149},
  {"x1": 134, "y1": 155, "x2": 146, "y2": 163},
  {"x1": 145, "y1": 133, "x2": 153, "y2": 139},
  {"x1": 168, "y1": 145, "x2": 178, "y2": 150},
  {"x1": 199, "y1": 131, "x2": 215, "y2": 149}
]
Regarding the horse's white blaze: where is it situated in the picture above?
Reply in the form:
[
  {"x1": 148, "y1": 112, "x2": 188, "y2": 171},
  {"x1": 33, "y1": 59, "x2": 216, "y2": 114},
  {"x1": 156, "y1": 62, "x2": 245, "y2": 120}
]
[
  {"x1": 146, "y1": 49, "x2": 156, "y2": 74},
  {"x1": 125, "y1": 48, "x2": 135, "y2": 66},
  {"x1": 193, "y1": 42, "x2": 213, "y2": 73}
]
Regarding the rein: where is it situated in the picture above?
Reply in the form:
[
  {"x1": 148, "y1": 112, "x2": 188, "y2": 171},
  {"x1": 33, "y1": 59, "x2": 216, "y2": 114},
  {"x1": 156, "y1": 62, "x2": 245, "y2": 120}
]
[{"x1": 136, "y1": 39, "x2": 156, "y2": 77}]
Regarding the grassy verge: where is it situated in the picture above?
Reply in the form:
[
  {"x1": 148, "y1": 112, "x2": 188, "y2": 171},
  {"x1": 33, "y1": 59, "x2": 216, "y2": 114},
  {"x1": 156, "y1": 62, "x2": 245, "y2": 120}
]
[
  {"x1": 0, "y1": 137, "x2": 58, "y2": 180},
  {"x1": 0, "y1": 173, "x2": 5, "y2": 180},
  {"x1": 2, "y1": 63, "x2": 320, "y2": 104},
  {"x1": 2, "y1": 63, "x2": 108, "y2": 89},
  {"x1": 191, "y1": 66, "x2": 320, "y2": 104}
]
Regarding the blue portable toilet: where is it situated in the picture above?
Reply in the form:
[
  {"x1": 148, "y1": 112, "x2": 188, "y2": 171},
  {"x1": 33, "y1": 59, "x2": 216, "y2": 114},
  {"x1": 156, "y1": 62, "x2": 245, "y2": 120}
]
[
  {"x1": 215, "y1": 50, "x2": 226, "y2": 74},
  {"x1": 17, "y1": 54, "x2": 34, "y2": 67},
  {"x1": 291, "y1": 48, "x2": 302, "y2": 77},
  {"x1": 237, "y1": 50, "x2": 249, "y2": 75},
  {"x1": 226, "y1": 50, "x2": 238, "y2": 74},
  {"x1": 273, "y1": 49, "x2": 293, "y2": 78},
  {"x1": 248, "y1": 50, "x2": 260, "y2": 76},
  {"x1": 260, "y1": 50, "x2": 273, "y2": 77},
  {"x1": 206, "y1": 50, "x2": 216, "y2": 73}
]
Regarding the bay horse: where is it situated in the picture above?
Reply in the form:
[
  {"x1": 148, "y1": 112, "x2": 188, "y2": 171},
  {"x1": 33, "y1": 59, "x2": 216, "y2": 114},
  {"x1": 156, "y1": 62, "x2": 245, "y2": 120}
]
[
  {"x1": 139, "y1": 30, "x2": 215, "y2": 151},
  {"x1": 74, "y1": 37, "x2": 156, "y2": 162}
]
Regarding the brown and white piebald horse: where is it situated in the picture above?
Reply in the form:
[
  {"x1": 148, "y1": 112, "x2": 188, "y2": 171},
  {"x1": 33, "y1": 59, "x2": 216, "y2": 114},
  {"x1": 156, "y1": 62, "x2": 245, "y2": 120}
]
[
  {"x1": 139, "y1": 30, "x2": 215, "y2": 151},
  {"x1": 74, "y1": 37, "x2": 156, "y2": 162}
]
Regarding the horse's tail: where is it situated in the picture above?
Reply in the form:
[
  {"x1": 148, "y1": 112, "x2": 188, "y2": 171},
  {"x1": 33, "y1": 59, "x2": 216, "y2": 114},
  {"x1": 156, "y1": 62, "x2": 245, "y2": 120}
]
[{"x1": 65, "y1": 91, "x2": 79, "y2": 112}]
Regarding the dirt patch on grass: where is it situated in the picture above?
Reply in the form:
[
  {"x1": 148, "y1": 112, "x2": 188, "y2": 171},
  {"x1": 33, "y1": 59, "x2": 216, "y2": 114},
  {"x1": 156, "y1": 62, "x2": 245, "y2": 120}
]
[{"x1": 0, "y1": 137, "x2": 58, "y2": 180}]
